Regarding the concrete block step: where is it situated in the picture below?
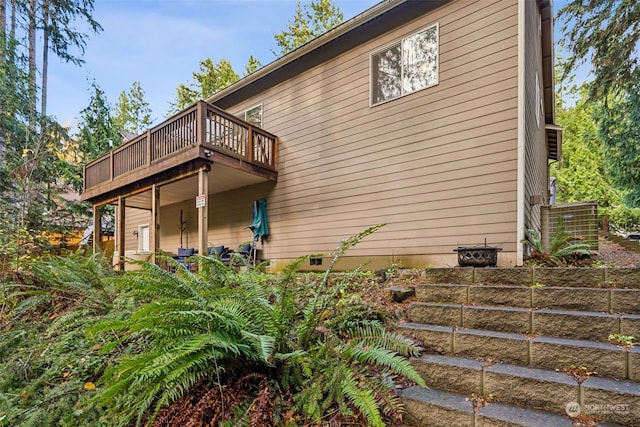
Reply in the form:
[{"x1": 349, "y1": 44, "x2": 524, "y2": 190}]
[
  {"x1": 422, "y1": 267, "x2": 640, "y2": 289},
  {"x1": 396, "y1": 323, "x2": 640, "y2": 380},
  {"x1": 408, "y1": 354, "x2": 640, "y2": 425},
  {"x1": 414, "y1": 283, "x2": 640, "y2": 314},
  {"x1": 407, "y1": 302, "x2": 640, "y2": 342},
  {"x1": 401, "y1": 386, "x2": 575, "y2": 427}
]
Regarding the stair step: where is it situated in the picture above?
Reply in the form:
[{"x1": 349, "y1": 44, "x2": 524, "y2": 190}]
[
  {"x1": 408, "y1": 354, "x2": 640, "y2": 425},
  {"x1": 414, "y1": 283, "x2": 640, "y2": 314},
  {"x1": 397, "y1": 323, "x2": 638, "y2": 380},
  {"x1": 407, "y1": 302, "x2": 640, "y2": 342},
  {"x1": 402, "y1": 267, "x2": 640, "y2": 426},
  {"x1": 421, "y1": 267, "x2": 640, "y2": 289},
  {"x1": 401, "y1": 386, "x2": 575, "y2": 427}
]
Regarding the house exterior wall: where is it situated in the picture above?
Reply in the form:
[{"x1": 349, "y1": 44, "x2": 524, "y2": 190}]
[
  {"x1": 157, "y1": 183, "x2": 272, "y2": 255},
  {"x1": 522, "y1": 0, "x2": 550, "y2": 244},
  {"x1": 213, "y1": 0, "x2": 521, "y2": 268},
  {"x1": 119, "y1": 0, "x2": 551, "y2": 271},
  {"x1": 123, "y1": 207, "x2": 152, "y2": 253}
]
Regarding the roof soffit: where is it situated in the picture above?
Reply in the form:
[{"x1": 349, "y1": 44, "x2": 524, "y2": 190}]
[{"x1": 208, "y1": 0, "x2": 449, "y2": 109}]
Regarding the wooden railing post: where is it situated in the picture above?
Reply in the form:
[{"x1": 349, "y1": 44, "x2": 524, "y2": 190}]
[
  {"x1": 273, "y1": 137, "x2": 278, "y2": 171},
  {"x1": 146, "y1": 130, "x2": 152, "y2": 164},
  {"x1": 247, "y1": 125, "x2": 254, "y2": 163},
  {"x1": 109, "y1": 151, "x2": 114, "y2": 181},
  {"x1": 117, "y1": 196, "x2": 126, "y2": 271},
  {"x1": 197, "y1": 101, "x2": 207, "y2": 147}
]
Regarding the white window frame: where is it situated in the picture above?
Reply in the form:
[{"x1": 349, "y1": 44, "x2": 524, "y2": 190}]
[
  {"x1": 535, "y1": 71, "x2": 541, "y2": 127},
  {"x1": 243, "y1": 103, "x2": 263, "y2": 128},
  {"x1": 138, "y1": 224, "x2": 150, "y2": 253},
  {"x1": 370, "y1": 23, "x2": 439, "y2": 107}
]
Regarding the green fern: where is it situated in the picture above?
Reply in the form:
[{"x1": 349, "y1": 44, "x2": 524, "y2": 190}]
[
  {"x1": 9, "y1": 225, "x2": 424, "y2": 426},
  {"x1": 341, "y1": 343, "x2": 426, "y2": 387},
  {"x1": 341, "y1": 370, "x2": 385, "y2": 427},
  {"x1": 336, "y1": 319, "x2": 423, "y2": 357},
  {"x1": 525, "y1": 222, "x2": 597, "y2": 266}
]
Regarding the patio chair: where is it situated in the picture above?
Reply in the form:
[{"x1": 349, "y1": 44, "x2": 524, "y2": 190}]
[
  {"x1": 237, "y1": 242, "x2": 255, "y2": 265},
  {"x1": 176, "y1": 247, "x2": 195, "y2": 270},
  {"x1": 207, "y1": 245, "x2": 232, "y2": 265}
]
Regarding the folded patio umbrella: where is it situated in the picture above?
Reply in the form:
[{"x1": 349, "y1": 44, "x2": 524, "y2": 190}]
[
  {"x1": 247, "y1": 198, "x2": 268, "y2": 265},
  {"x1": 249, "y1": 198, "x2": 269, "y2": 242}
]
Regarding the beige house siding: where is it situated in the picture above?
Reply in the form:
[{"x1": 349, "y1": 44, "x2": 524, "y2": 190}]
[
  {"x1": 522, "y1": 0, "x2": 549, "y2": 238},
  {"x1": 113, "y1": 0, "x2": 552, "y2": 270},
  {"x1": 121, "y1": 207, "x2": 152, "y2": 268},
  {"x1": 157, "y1": 183, "x2": 272, "y2": 255},
  {"x1": 206, "y1": 0, "x2": 521, "y2": 267}
]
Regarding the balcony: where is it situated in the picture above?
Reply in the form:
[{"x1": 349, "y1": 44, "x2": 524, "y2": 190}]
[{"x1": 82, "y1": 101, "x2": 278, "y2": 204}]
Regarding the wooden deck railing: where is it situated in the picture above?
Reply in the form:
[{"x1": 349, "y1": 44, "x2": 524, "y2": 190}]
[{"x1": 83, "y1": 101, "x2": 278, "y2": 191}]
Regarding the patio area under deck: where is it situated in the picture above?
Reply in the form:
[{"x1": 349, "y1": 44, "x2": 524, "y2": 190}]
[{"x1": 82, "y1": 101, "x2": 278, "y2": 268}]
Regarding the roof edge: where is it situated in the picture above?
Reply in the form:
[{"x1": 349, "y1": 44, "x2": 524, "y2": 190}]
[{"x1": 206, "y1": 0, "x2": 405, "y2": 104}]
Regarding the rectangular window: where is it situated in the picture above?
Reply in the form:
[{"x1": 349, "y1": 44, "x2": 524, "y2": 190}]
[
  {"x1": 138, "y1": 224, "x2": 150, "y2": 252},
  {"x1": 244, "y1": 104, "x2": 263, "y2": 128},
  {"x1": 371, "y1": 24, "x2": 439, "y2": 106}
]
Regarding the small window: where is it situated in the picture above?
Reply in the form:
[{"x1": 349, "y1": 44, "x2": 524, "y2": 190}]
[
  {"x1": 244, "y1": 104, "x2": 263, "y2": 128},
  {"x1": 371, "y1": 24, "x2": 439, "y2": 106},
  {"x1": 138, "y1": 224, "x2": 150, "y2": 252}
]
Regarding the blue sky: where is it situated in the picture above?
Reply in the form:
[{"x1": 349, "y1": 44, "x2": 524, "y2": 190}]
[
  {"x1": 48, "y1": 0, "x2": 573, "y2": 130},
  {"x1": 47, "y1": 0, "x2": 380, "y2": 129}
]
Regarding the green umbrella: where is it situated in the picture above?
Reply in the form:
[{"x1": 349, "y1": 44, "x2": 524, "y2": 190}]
[
  {"x1": 248, "y1": 198, "x2": 268, "y2": 265},
  {"x1": 250, "y1": 198, "x2": 269, "y2": 239}
]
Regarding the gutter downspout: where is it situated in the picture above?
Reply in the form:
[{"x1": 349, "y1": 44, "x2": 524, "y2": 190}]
[{"x1": 516, "y1": 0, "x2": 526, "y2": 266}]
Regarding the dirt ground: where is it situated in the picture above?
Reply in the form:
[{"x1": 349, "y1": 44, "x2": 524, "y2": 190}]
[{"x1": 595, "y1": 235, "x2": 640, "y2": 267}]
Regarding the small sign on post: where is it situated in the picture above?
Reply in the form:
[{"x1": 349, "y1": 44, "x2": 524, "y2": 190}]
[{"x1": 195, "y1": 194, "x2": 206, "y2": 208}]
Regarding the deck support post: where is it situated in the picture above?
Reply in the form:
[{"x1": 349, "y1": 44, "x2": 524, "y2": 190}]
[
  {"x1": 117, "y1": 197, "x2": 126, "y2": 271},
  {"x1": 197, "y1": 167, "x2": 209, "y2": 263},
  {"x1": 151, "y1": 185, "x2": 160, "y2": 264},
  {"x1": 92, "y1": 205, "x2": 101, "y2": 255}
]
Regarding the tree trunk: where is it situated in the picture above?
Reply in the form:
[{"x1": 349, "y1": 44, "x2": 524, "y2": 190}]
[
  {"x1": 28, "y1": 0, "x2": 37, "y2": 126},
  {"x1": 9, "y1": 0, "x2": 14, "y2": 40},
  {"x1": 41, "y1": 0, "x2": 49, "y2": 117},
  {"x1": 0, "y1": 0, "x2": 6, "y2": 59},
  {"x1": 27, "y1": 0, "x2": 37, "y2": 124}
]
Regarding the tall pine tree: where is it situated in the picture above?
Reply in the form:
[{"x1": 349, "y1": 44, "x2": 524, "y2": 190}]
[{"x1": 273, "y1": 0, "x2": 343, "y2": 55}]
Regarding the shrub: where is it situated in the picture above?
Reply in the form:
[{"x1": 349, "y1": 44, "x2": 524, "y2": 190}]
[
  {"x1": 88, "y1": 224, "x2": 425, "y2": 426},
  {"x1": 0, "y1": 249, "x2": 117, "y2": 426},
  {"x1": 525, "y1": 223, "x2": 597, "y2": 267},
  {"x1": 1, "y1": 227, "x2": 426, "y2": 426}
]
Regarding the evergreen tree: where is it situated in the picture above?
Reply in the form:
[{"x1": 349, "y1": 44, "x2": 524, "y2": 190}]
[
  {"x1": 244, "y1": 54, "x2": 261, "y2": 76},
  {"x1": 113, "y1": 81, "x2": 153, "y2": 135},
  {"x1": 552, "y1": 84, "x2": 623, "y2": 208},
  {"x1": 273, "y1": 0, "x2": 343, "y2": 56},
  {"x1": 168, "y1": 58, "x2": 240, "y2": 115},
  {"x1": 76, "y1": 81, "x2": 119, "y2": 163},
  {"x1": 596, "y1": 87, "x2": 640, "y2": 208},
  {"x1": 558, "y1": 1, "x2": 640, "y2": 210},
  {"x1": 194, "y1": 58, "x2": 239, "y2": 99},
  {"x1": 558, "y1": 0, "x2": 640, "y2": 100},
  {"x1": 169, "y1": 83, "x2": 199, "y2": 115},
  {"x1": 0, "y1": 0, "x2": 102, "y2": 256}
]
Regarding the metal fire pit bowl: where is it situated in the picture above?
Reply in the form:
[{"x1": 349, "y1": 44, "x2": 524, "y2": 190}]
[{"x1": 453, "y1": 245, "x2": 502, "y2": 267}]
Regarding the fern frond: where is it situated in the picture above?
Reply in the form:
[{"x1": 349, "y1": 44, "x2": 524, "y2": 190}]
[
  {"x1": 342, "y1": 343, "x2": 426, "y2": 387},
  {"x1": 340, "y1": 370, "x2": 385, "y2": 427},
  {"x1": 241, "y1": 331, "x2": 276, "y2": 364},
  {"x1": 339, "y1": 319, "x2": 423, "y2": 357},
  {"x1": 46, "y1": 307, "x2": 93, "y2": 336},
  {"x1": 297, "y1": 225, "x2": 385, "y2": 347}
]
